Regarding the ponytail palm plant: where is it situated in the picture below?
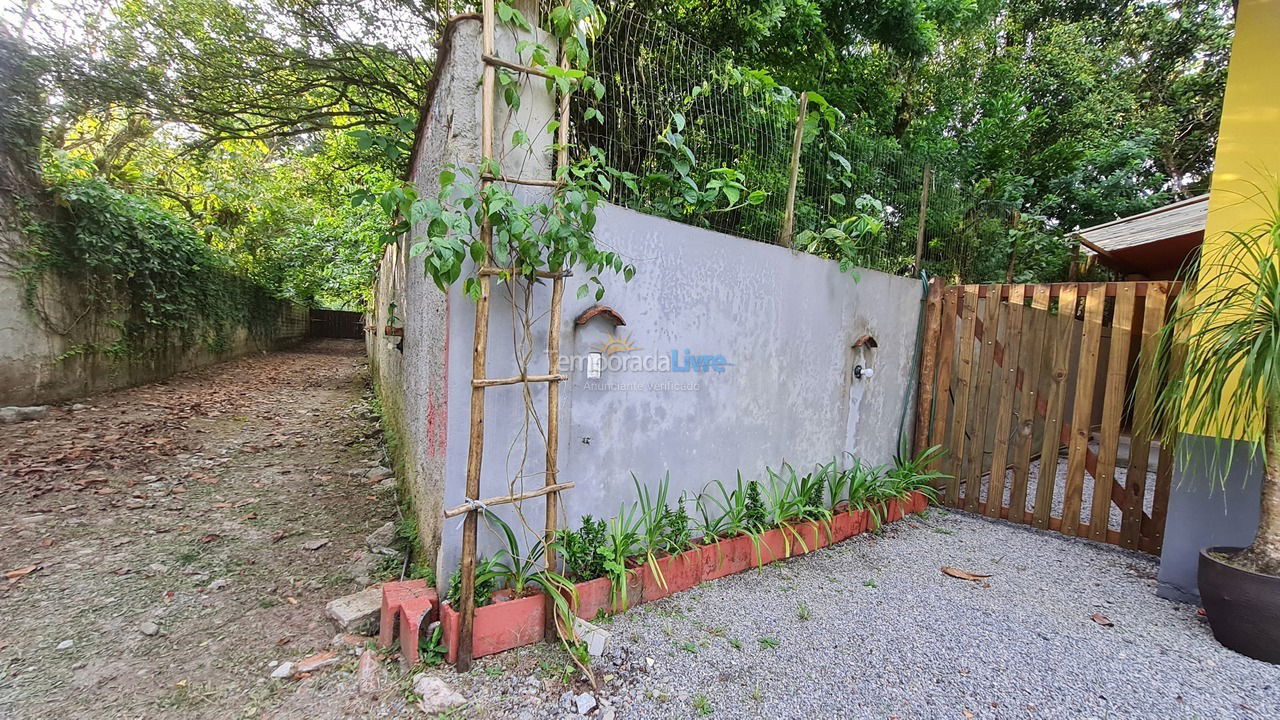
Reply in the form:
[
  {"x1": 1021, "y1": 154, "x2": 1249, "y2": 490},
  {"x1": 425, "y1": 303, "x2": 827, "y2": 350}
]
[{"x1": 1155, "y1": 186, "x2": 1280, "y2": 576}]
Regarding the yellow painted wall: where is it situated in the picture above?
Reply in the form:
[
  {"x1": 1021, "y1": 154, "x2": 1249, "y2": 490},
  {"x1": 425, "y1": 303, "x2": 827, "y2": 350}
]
[
  {"x1": 1202, "y1": 0, "x2": 1280, "y2": 240},
  {"x1": 1190, "y1": 0, "x2": 1279, "y2": 440}
]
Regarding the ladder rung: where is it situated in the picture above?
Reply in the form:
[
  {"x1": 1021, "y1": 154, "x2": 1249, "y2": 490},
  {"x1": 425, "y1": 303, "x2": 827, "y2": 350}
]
[
  {"x1": 473, "y1": 373, "x2": 567, "y2": 388},
  {"x1": 443, "y1": 482, "x2": 576, "y2": 518},
  {"x1": 483, "y1": 173, "x2": 564, "y2": 189},
  {"x1": 477, "y1": 267, "x2": 572, "y2": 279},
  {"x1": 482, "y1": 53, "x2": 553, "y2": 80}
]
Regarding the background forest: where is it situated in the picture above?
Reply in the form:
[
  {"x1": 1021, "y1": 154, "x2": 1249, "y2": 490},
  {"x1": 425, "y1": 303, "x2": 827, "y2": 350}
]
[{"x1": 1, "y1": 0, "x2": 1234, "y2": 308}]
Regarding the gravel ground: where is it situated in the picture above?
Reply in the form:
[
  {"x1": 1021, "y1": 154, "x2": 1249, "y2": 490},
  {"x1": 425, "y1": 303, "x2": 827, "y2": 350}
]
[{"x1": 597, "y1": 510, "x2": 1280, "y2": 720}]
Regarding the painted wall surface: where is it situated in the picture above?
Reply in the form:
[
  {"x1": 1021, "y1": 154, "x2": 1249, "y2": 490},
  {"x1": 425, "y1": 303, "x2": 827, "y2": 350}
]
[
  {"x1": 435, "y1": 203, "x2": 925, "y2": 575},
  {"x1": 1158, "y1": 438, "x2": 1263, "y2": 603},
  {"x1": 1156, "y1": 0, "x2": 1275, "y2": 600}
]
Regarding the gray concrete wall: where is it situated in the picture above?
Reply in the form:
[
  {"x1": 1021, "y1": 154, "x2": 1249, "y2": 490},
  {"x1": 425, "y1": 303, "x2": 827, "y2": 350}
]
[
  {"x1": 377, "y1": 16, "x2": 927, "y2": 585},
  {"x1": 1157, "y1": 436, "x2": 1263, "y2": 603},
  {"x1": 435, "y1": 204, "x2": 925, "y2": 575}
]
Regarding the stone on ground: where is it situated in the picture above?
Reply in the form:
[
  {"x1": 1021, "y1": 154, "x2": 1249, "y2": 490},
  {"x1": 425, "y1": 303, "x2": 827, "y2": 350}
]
[
  {"x1": 365, "y1": 521, "x2": 396, "y2": 549},
  {"x1": 575, "y1": 692, "x2": 597, "y2": 715},
  {"x1": 356, "y1": 650, "x2": 380, "y2": 695},
  {"x1": 413, "y1": 675, "x2": 466, "y2": 715},
  {"x1": 0, "y1": 406, "x2": 48, "y2": 423},
  {"x1": 270, "y1": 661, "x2": 295, "y2": 679},
  {"x1": 301, "y1": 538, "x2": 331, "y2": 551},
  {"x1": 573, "y1": 616, "x2": 611, "y2": 657},
  {"x1": 295, "y1": 650, "x2": 340, "y2": 674},
  {"x1": 365, "y1": 466, "x2": 394, "y2": 482},
  {"x1": 325, "y1": 586, "x2": 382, "y2": 633},
  {"x1": 138, "y1": 621, "x2": 159, "y2": 636}
]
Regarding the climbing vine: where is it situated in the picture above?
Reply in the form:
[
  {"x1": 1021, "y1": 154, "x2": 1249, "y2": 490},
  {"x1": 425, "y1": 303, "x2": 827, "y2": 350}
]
[{"x1": 18, "y1": 151, "x2": 279, "y2": 355}]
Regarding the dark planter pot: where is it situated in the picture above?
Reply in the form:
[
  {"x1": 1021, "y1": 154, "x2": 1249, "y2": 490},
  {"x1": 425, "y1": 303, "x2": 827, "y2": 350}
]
[{"x1": 1199, "y1": 546, "x2": 1280, "y2": 664}]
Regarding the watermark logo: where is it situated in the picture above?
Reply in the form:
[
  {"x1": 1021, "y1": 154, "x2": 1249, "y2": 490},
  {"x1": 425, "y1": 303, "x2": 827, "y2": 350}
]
[
  {"x1": 562, "y1": 331, "x2": 733, "y2": 375},
  {"x1": 590, "y1": 331, "x2": 640, "y2": 356}
]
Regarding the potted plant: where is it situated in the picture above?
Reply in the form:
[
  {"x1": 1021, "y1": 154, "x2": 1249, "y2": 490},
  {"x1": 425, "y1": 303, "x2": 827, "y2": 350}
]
[
  {"x1": 1155, "y1": 195, "x2": 1280, "y2": 663},
  {"x1": 696, "y1": 474, "x2": 764, "y2": 580},
  {"x1": 830, "y1": 458, "x2": 878, "y2": 540},
  {"x1": 384, "y1": 302, "x2": 404, "y2": 337},
  {"x1": 633, "y1": 475, "x2": 704, "y2": 602}
]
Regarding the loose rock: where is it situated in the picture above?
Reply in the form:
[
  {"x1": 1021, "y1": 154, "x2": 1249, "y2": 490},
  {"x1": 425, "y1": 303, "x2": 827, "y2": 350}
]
[
  {"x1": 365, "y1": 521, "x2": 396, "y2": 550},
  {"x1": 295, "y1": 651, "x2": 340, "y2": 674},
  {"x1": 324, "y1": 587, "x2": 382, "y2": 633},
  {"x1": 356, "y1": 650, "x2": 380, "y2": 695},
  {"x1": 56, "y1": 640, "x2": 74, "y2": 650},
  {"x1": 365, "y1": 466, "x2": 394, "y2": 482},
  {"x1": 301, "y1": 538, "x2": 331, "y2": 551},
  {"x1": 270, "y1": 661, "x2": 295, "y2": 679},
  {"x1": 0, "y1": 406, "x2": 49, "y2": 424},
  {"x1": 413, "y1": 675, "x2": 466, "y2": 715},
  {"x1": 575, "y1": 692, "x2": 597, "y2": 715},
  {"x1": 138, "y1": 622, "x2": 159, "y2": 636}
]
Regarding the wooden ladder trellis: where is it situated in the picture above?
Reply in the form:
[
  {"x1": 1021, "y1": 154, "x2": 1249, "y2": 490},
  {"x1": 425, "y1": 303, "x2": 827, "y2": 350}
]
[{"x1": 439, "y1": 0, "x2": 574, "y2": 672}]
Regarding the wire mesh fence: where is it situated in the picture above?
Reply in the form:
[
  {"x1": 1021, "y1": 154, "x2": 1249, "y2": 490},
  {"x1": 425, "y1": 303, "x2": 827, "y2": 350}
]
[{"x1": 516, "y1": 0, "x2": 1001, "y2": 281}]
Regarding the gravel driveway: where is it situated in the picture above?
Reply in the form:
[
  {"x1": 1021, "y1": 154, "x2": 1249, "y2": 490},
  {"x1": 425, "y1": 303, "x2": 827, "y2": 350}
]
[{"x1": 599, "y1": 510, "x2": 1280, "y2": 720}]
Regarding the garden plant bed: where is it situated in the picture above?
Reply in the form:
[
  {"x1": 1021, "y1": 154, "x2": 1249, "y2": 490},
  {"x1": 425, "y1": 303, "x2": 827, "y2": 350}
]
[{"x1": 442, "y1": 491, "x2": 931, "y2": 661}]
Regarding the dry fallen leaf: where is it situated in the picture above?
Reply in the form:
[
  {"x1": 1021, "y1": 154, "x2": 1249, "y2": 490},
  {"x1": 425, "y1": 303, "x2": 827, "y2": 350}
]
[
  {"x1": 4, "y1": 565, "x2": 41, "y2": 581},
  {"x1": 200, "y1": 533, "x2": 221, "y2": 544},
  {"x1": 941, "y1": 566, "x2": 993, "y2": 581},
  {"x1": 1091, "y1": 613, "x2": 1114, "y2": 627}
]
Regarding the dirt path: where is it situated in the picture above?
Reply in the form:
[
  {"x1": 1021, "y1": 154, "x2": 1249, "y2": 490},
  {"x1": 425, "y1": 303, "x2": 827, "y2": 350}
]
[{"x1": 0, "y1": 340, "x2": 398, "y2": 719}]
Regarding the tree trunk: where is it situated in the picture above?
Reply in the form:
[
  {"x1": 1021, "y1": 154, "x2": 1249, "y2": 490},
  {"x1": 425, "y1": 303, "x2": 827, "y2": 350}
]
[{"x1": 1237, "y1": 393, "x2": 1280, "y2": 576}]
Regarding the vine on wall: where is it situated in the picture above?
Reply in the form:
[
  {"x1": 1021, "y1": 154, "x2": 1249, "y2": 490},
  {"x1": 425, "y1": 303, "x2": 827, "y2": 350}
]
[{"x1": 15, "y1": 151, "x2": 280, "y2": 358}]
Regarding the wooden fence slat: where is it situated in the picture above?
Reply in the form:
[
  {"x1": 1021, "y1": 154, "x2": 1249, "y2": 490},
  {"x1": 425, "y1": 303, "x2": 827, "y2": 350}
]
[
  {"x1": 1147, "y1": 284, "x2": 1180, "y2": 553},
  {"x1": 1033, "y1": 284, "x2": 1078, "y2": 529},
  {"x1": 932, "y1": 288, "x2": 959, "y2": 485},
  {"x1": 1008, "y1": 286, "x2": 1050, "y2": 524},
  {"x1": 913, "y1": 278, "x2": 945, "y2": 457},
  {"x1": 965, "y1": 292, "x2": 1002, "y2": 512},
  {"x1": 1149, "y1": 439, "x2": 1175, "y2": 553},
  {"x1": 1061, "y1": 284, "x2": 1106, "y2": 536},
  {"x1": 1090, "y1": 283, "x2": 1136, "y2": 540},
  {"x1": 948, "y1": 287, "x2": 980, "y2": 507},
  {"x1": 1122, "y1": 283, "x2": 1169, "y2": 548},
  {"x1": 986, "y1": 286, "x2": 1023, "y2": 518}
]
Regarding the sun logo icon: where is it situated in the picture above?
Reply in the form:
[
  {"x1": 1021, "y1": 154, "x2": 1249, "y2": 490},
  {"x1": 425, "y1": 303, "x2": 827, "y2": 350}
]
[{"x1": 591, "y1": 331, "x2": 640, "y2": 356}]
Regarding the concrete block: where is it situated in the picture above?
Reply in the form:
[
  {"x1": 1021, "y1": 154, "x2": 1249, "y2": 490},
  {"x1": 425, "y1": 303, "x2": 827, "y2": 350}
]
[{"x1": 325, "y1": 587, "x2": 382, "y2": 633}]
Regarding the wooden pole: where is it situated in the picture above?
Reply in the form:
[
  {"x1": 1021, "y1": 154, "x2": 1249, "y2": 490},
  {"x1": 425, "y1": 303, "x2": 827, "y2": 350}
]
[
  {"x1": 457, "y1": 0, "x2": 499, "y2": 674},
  {"x1": 545, "y1": 8, "x2": 571, "y2": 641},
  {"x1": 912, "y1": 277, "x2": 944, "y2": 457},
  {"x1": 778, "y1": 91, "x2": 808, "y2": 248},
  {"x1": 913, "y1": 163, "x2": 933, "y2": 271}
]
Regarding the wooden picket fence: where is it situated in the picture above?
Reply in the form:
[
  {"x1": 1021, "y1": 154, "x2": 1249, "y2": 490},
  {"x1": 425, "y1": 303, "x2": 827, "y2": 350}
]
[{"x1": 913, "y1": 281, "x2": 1180, "y2": 554}]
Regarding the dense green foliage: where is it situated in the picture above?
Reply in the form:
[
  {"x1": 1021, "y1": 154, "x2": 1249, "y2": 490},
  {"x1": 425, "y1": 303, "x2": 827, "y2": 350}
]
[
  {"x1": 2, "y1": 0, "x2": 1234, "y2": 299},
  {"x1": 29, "y1": 153, "x2": 279, "y2": 351}
]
